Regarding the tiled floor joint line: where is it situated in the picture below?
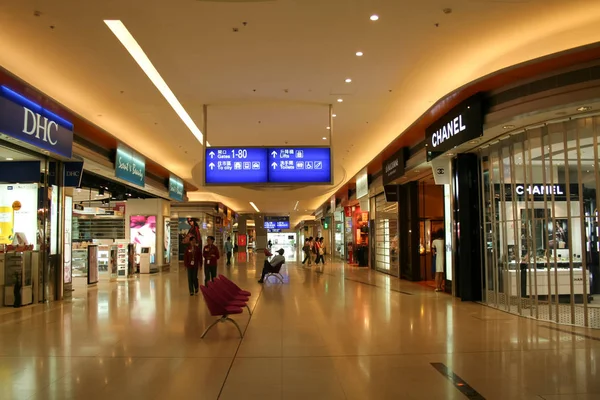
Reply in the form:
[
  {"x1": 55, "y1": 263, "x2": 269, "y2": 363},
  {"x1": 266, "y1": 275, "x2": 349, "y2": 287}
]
[
  {"x1": 216, "y1": 286, "x2": 265, "y2": 399},
  {"x1": 431, "y1": 362, "x2": 486, "y2": 400},
  {"x1": 541, "y1": 325, "x2": 600, "y2": 341},
  {"x1": 343, "y1": 277, "x2": 413, "y2": 295}
]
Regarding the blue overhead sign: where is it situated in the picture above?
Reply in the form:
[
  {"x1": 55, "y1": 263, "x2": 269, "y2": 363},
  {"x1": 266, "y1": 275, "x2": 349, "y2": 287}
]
[
  {"x1": 264, "y1": 216, "x2": 290, "y2": 230},
  {"x1": 268, "y1": 147, "x2": 331, "y2": 184},
  {"x1": 205, "y1": 147, "x2": 332, "y2": 185},
  {"x1": 205, "y1": 148, "x2": 268, "y2": 184}
]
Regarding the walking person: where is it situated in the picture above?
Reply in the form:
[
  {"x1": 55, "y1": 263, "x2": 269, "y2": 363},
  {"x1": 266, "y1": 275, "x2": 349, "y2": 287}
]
[
  {"x1": 314, "y1": 238, "x2": 322, "y2": 264},
  {"x1": 184, "y1": 236, "x2": 202, "y2": 296},
  {"x1": 224, "y1": 236, "x2": 233, "y2": 266},
  {"x1": 432, "y1": 230, "x2": 445, "y2": 292},
  {"x1": 318, "y1": 237, "x2": 326, "y2": 265},
  {"x1": 203, "y1": 236, "x2": 220, "y2": 285},
  {"x1": 301, "y1": 238, "x2": 312, "y2": 266}
]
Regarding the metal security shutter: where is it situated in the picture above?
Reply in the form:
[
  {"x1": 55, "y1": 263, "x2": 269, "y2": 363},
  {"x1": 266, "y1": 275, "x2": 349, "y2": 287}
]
[{"x1": 375, "y1": 194, "x2": 399, "y2": 277}]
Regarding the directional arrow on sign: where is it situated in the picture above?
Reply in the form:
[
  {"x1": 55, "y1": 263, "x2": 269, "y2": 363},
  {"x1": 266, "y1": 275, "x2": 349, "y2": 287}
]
[
  {"x1": 271, "y1": 151, "x2": 278, "y2": 158},
  {"x1": 209, "y1": 163, "x2": 215, "y2": 170},
  {"x1": 209, "y1": 151, "x2": 215, "y2": 158},
  {"x1": 271, "y1": 162, "x2": 278, "y2": 169}
]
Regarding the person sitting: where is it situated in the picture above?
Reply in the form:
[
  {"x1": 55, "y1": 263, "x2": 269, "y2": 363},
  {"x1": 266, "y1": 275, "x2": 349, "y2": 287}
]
[{"x1": 258, "y1": 248, "x2": 285, "y2": 283}]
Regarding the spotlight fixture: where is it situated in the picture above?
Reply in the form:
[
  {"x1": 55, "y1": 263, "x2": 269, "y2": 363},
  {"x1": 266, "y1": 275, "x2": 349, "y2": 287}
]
[
  {"x1": 5, "y1": 157, "x2": 13, "y2": 160},
  {"x1": 355, "y1": 51, "x2": 363, "y2": 57},
  {"x1": 322, "y1": 137, "x2": 327, "y2": 140},
  {"x1": 345, "y1": 78, "x2": 352, "y2": 83},
  {"x1": 370, "y1": 15, "x2": 379, "y2": 21},
  {"x1": 98, "y1": 188, "x2": 105, "y2": 196},
  {"x1": 577, "y1": 106, "x2": 592, "y2": 112},
  {"x1": 503, "y1": 125, "x2": 515, "y2": 129},
  {"x1": 337, "y1": 98, "x2": 343, "y2": 103},
  {"x1": 326, "y1": 126, "x2": 331, "y2": 129},
  {"x1": 332, "y1": 114, "x2": 337, "y2": 118}
]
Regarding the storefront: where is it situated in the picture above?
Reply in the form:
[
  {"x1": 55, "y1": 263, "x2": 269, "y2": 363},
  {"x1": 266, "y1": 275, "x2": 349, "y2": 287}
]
[
  {"x1": 480, "y1": 115, "x2": 600, "y2": 328},
  {"x1": 0, "y1": 84, "x2": 74, "y2": 306}
]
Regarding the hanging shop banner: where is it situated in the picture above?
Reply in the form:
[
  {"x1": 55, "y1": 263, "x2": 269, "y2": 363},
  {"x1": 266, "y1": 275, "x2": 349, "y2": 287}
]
[
  {"x1": 264, "y1": 216, "x2": 290, "y2": 230},
  {"x1": 237, "y1": 234, "x2": 247, "y2": 247},
  {"x1": 0, "y1": 86, "x2": 74, "y2": 158},
  {"x1": 382, "y1": 147, "x2": 406, "y2": 185},
  {"x1": 205, "y1": 147, "x2": 332, "y2": 185},
  {"x1": 0, "y1": 161, "x2": 41, "y2": 183},
  {"x1": 115, "y1": 143, "x2": 145, "y2": 187},
  {"x1": 168, "y1": 175, "x2": 184, "y2": 201},
  {"x1": 431, "y1": 158, "x2": 452, "y2": 185},
  {"x1": 355, "y1": 167, "x2": 369, "y2": 199},
  {"x1": 64, "y1": 161, "x2": 84, "y2": 187},
  {"x1": 425, "y1": 93, "x2": 483, "y2": 161},
  {"x1": 383, "y1": 185, "x2": 398, "y2": 202}
]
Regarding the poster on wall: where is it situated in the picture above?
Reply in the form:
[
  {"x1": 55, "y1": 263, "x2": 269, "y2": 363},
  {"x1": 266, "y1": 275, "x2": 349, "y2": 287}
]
[
  {"x1": 0, "y1": 183, "x2": 38, "y2": 248},
  {"x1": 64, "y1": 196, "x2": 73, "y2": 284},
  {"x1": 88, "y1": 245, "x2": 98, "y2": 285},
  {"x1": 50, "y1": 185, "x2": 58, "y2": 255},
  {"x1": 164, "y1": 217, "x2": 171, "y2": 264},
  {"x1": 178, "y1": 217, "x2": 201, "y2": 260},
  {"x1": 130, "y1": 215, "x2": 156, "y2": 263}
]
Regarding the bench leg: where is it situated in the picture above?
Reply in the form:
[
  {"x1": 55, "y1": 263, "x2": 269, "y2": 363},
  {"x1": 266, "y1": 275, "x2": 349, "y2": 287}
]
[
  {"x1": 201, "y1": 317, "x2": 223, "y2": 338},
  {"x1": 245, "y1": 304, "x2": 252, "y2": 316},
  {"x1": 226, "y1": 317, "x2": 243, "y2": 338}
]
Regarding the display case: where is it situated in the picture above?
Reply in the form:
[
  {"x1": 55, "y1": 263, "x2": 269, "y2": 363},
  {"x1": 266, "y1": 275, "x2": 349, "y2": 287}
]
[
  {"x1": 98, "y1": 245, "x2": 110, "y2": 272},
  {"x1": 3, "y1": 251, "x2": 33, "y2": 306},
  {"x1": 72, "y1": 249, "x2": 88, "y2": 277}
]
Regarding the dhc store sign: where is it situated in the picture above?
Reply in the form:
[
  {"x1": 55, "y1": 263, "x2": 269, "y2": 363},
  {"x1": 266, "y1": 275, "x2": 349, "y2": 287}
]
[
  {"x1": 425, "y1": 93, "x2": 483, "y2": 161},
  {"x1": 0, "y1": 86, "x2": 74, "y2": 158},
  {"x1": 115, "y1": 144, "x2": 145, "y2": 187}
]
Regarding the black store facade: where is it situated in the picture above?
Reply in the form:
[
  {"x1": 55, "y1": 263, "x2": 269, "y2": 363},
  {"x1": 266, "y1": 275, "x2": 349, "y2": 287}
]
[
  {"x1": 0, "y1": 84, "x2": 78, "y2": 307},
  {"x1": 375, "y1": 93, "x2": 486, "y2": 302}
]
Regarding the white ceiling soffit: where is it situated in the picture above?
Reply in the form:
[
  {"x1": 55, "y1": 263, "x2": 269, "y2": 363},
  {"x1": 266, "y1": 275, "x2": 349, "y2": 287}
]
[{"x1": 1, "y1": 0, "x2": 600, "y2": 213}]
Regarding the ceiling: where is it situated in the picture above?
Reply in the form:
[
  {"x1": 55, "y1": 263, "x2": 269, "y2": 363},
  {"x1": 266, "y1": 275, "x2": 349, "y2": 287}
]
[{"x1": 1, "y1": 0, "x2": 600, "y2": 224}]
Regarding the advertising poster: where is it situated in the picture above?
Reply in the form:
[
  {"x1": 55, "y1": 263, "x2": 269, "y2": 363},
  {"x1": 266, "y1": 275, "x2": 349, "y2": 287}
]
[
  {"x1": 130, "y1": 215, "x2": 157, "y2": 263},
  {"x1": 63, "y1": 196, "x2": 73, "y2": 284},
  {"x1": 178, "y1": 217, "x2": 200, "y2": 260},
  {"x1": 0, "y1": 183, "x2": 38, "y2": 247},
  {"x1": 88, "y1": 245, "x2": 99, "y2": 285},
  {"x1": 164, "y1": 217, "x2": 171, "y2": 264}
]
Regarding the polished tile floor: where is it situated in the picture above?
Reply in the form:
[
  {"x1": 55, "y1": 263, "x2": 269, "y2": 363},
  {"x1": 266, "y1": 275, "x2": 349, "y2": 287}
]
[{"x1": 1, "y1": 253, "x2": 600, "y2": 399}]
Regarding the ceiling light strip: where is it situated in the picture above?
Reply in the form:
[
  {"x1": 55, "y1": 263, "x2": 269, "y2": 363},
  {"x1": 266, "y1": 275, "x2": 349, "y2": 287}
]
[
  {"x1": 249, "y1": 201, "x2": 260, "y2": 213},
  {"x1": 104, "y1": 20, "x2": 205, "y2": 145}
]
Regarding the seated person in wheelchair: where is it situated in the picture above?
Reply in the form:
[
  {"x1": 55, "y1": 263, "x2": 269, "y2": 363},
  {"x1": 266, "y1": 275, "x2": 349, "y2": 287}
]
[{"x1": 258, "y1": 248, "x2": 285, "y2": 283}]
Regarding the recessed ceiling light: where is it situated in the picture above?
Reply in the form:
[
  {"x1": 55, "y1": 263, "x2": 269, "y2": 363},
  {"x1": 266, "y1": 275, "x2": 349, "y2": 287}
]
[
  {"x1": 322, "y1": 137, "x2": 327, "y2": 140},
  {"x1": 503, "y1": 125, "x2": 515, "y2": 129},
  {"x1": 355, "y1": 51, "x2": 363, "y2": 57},
  {"x1": 104, "y1": 20, "x2": 205, "y2": 145},
  {"x1": 326, "y1": 126, "x2": 331, "y2": 130},
  {"x1": 332, "y1": 114, "x2": 337, "y2": 118},
  {"x1": 5, "y1": 157, "x2": 13, "y2": 160},
  {"x1": 447, "y1": 153, "x2": 455, "y2": 156},
  {"x1": 577, "y1": 106, "x2": 592, "y2": 112},
  {"x1": 249, "y1": 201, "x2": 260, "y2": 213},
  {"x1": 345, "y1": 78, "x2": 352, "y2": 83},
  {"x1": 469, "y1": 140, "x2": 478, "y2": 144},
  {"x1": 370, "y1": 15, "x2": 379, "y2": 21},
  {"x1": 337, "y1": 98, "x2": 343, "y2": 103}
]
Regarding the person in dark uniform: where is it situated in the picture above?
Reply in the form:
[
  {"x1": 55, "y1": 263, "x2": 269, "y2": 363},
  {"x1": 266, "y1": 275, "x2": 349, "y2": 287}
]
[
  {"x1": 203, "y1": 236, "x2": 220, "y2": 285},
  {"x1": 184, "y1": 236, "x2": 202, "y2": 296}
]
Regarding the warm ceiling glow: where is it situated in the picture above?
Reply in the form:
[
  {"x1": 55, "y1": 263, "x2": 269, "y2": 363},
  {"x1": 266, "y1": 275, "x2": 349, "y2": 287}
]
[
  {"x1": 345, "y1": 78, "x2": 352, "y2": 83},
  {"x1": 326, "y1": 126, "x2": 331, "y2": 129},
  {"x1": 249, "y1": 201, "x2": 260, "y2": 212},
  {"x1": 355, "y1": 51, "x2": 363, "y2": 57},
  {"x1": 332, "y1": 114, "x2": 337, "y2": 117},
  {"x1": 337, "y1": 98, "x2": 343, "y2": 102},
  {"x1": 322, "y1": 137, "x2": 327, "y2": 140},
  {"x1": 370, "y1": 15, "x2": 379, "y2": 21},
  {"x1": 104, "y1": 20, "x2": 205, "y2": 145}
]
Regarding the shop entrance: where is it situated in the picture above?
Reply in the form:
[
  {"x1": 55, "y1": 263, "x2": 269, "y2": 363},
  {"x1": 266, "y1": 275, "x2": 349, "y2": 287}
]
[
  {"x1": 417, "y1": 176, "x2": 445, "y2": 287},
  {"x1": 267, "y1": 232, "x2": 297, "y2": 262}
]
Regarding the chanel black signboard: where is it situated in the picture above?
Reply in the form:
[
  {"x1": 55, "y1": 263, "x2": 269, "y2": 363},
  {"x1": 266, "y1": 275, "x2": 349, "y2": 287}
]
[{"x1": 425, "y1": 93, "x2": 483, "y2": 161}]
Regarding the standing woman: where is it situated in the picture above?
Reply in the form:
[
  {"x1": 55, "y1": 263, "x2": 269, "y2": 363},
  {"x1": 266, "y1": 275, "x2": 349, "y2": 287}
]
[
  {"x1": 432, "y1": 230, "x2": 445, "y2": 292},
  {"x1": 319, "y1": 237, "x2": 326, "y2": 265},
  {"x1": 314, "y1": 238, "x2": 322, "y2": 264},
  {"x1": 184, "y1": 236, "x2": 202, "y2": 296}
]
